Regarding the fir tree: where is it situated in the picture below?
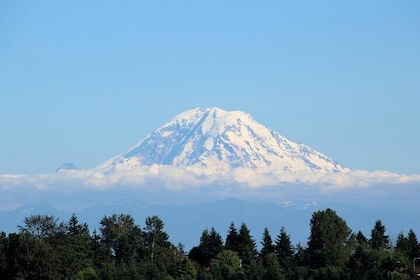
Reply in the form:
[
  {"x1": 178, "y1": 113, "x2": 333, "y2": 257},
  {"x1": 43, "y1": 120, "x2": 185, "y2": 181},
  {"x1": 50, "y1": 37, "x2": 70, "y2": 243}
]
[
  {"x1": 370, "y1": 220, "x2": 389, "y2": 250},
  {"x1": 237, "y1": 223, "x2": 258, "y2": 266},
  {"x1": 396, "y1": 229, "x2": 419, "y2": 260},
  {"x1": 355, "y1": 230, "x2": 368, "y2": 246},
  {"x1": 225, "y1": 222, "x2": 240, "y2": 252},
  {"x1": 275, "y1": 227, "x2": 295, "y2": 270},
  {"x1": 66, "y1": 214, "x2": 89, "y2": 236},
  {"x1": 189, "y1": 227, "x2": 223, "y2": 267},
  {"x1": 260, "y1": 227, "x2": 275, "y2": 264}
]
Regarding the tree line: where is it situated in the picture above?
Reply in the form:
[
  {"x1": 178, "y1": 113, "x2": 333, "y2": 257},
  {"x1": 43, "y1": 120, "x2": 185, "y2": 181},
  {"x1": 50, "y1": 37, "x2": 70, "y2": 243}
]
[{"x1": 0, "y1": 208, "x2": 419, "y2": 279}]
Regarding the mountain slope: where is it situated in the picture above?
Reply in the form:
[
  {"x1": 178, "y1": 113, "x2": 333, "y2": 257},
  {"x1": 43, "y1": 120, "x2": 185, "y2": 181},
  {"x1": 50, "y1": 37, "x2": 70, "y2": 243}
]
[{"x1": 99, "y1": 107, "x2": 349, "y2": 173}]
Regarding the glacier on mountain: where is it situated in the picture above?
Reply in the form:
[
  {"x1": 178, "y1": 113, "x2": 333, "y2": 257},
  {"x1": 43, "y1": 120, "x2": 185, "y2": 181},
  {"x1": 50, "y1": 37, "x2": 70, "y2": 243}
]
[{"x1": 98, "y1": 107, "x2": 350, "y2": 174}]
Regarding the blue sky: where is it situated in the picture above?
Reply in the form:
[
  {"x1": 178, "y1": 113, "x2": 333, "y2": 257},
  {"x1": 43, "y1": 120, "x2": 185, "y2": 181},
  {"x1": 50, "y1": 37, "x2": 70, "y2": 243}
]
[{"x1": 1, "y1": 1, "x2": 419, "y2": 175}]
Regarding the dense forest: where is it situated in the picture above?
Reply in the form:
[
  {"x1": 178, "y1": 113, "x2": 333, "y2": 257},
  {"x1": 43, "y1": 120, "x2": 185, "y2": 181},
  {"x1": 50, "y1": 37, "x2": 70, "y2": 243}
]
[{"x1": 1, "y1": 208, "x2": 419, "y2": 279}]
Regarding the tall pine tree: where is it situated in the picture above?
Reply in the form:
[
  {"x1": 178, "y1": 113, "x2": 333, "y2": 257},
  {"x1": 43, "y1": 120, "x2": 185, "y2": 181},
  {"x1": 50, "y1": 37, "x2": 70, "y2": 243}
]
[
  {"x1": 189, "y1": 227, "x2": 223, "y2": 267},
  {"x1": 225, "y1": 222, "x2": 240, "y2": 252},
  {"x1": 275, "y1": 227, "x2": 295, "y2": 270},
  {"x1": 260, "y1": 227, "x2": 275, "y2": 264},
  {"x1": 237, "y1": 223, "x2": 257, "y2": 266},
  {"x1": 370, "y1": 220, "x2": 389, "y2": 250}
]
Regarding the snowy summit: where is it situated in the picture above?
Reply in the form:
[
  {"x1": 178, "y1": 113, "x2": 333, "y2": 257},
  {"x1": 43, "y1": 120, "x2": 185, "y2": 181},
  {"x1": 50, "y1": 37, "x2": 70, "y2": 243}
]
[
  {"x1": 99, "y1": 107, "x2": 349, "y2": 173},
  {"x1": 56, "y1": 162, "x2": 80, "y2": 172}
]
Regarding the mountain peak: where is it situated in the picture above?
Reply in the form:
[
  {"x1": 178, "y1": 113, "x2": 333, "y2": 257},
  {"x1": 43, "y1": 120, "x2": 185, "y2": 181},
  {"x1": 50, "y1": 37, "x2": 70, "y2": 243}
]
[
  {"x1": 56, "y1": 162, "x2": 80, "y2": 172},
  {"x1": 170, "y1": 107, "x2": 253, "y2": 136},
  {"x1": 99, "y1": 108, "x2": 349, "y2": 173}
]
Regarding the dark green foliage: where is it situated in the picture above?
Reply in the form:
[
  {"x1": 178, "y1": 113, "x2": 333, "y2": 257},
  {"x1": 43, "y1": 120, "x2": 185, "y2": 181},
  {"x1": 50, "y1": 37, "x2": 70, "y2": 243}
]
[
  {"x1": 225, "y1": 222, "x2": 240, "y2": 252},
  {"x1": 76, "y1": 267, "x2": 99, "y2": 280},
  {"x1": 370, "y1": 219, "x2": 389, "y2": 250},
  {"x1": 0, "y1": 209, "x2": 417, "y2": 279},
  {"x1": 18, "y1": 214, "x2": 64, "y2": 239},
  {"x1": 262, "y1": 252, "x2": 284, "y2": 280},
  {"x1": 189, "y1": 228, "x2": 223, "y2": 267},
  {"x1": 209, "y1": 250, "x2": 245, "y2": 280},
  {"x1": 168, "y1": 254, "x2": 197, "y2": 280},
  {"x1": 67, "y1": 213, "x2": 90, "y2": 236},
  {"x1": 307, "y1": 208, "x2": 352, "y2": 269},
  {"x1": 50, "y1": 214, "x2": 93, "y2": 277},
  {"x1": 349, "y1": 245, "x2": 396, "y2": 280},
  {"x1": 0, "y1": 232, "x2": 6, "y2": 275},
  {"x1": 99, "y1": 213, "x2": 143, "y2": 264},
  {"x1": 356, "y1": 230, "x2": 368, "y2": 246},
  {"x1": 275, "y1": 227, "x2": 295, "y2": 271},
  {"x1": 312, "y1": 265, "x2": 349, "y2": 280},
  {"x1": 260, "y1": 227, "x2": 275, "y2": 264},
  {"x1": 5, "y1": 232, "x2": 56, "y2": 279},
  {"x1": 236, "y1": 223, "x2": 259, "y2": 279},
  {"x1": 237, "y1": 223, "x2": 257, "y2": 266},
  {"x1": 406, "y1": 229, "x2": 420, "y2": 257},
  {"x1": 90, "y1": 229, "x2": 112, "y2": 270},
  {"x1": 396, "y1": 229, "x2": 419, "y2": 260},
  {"x1": 143, "y1": 215, "x2": 171, "y2": 260},
  {"x1": 223, "y1": 222, "x2": 258, "y2": 268}
]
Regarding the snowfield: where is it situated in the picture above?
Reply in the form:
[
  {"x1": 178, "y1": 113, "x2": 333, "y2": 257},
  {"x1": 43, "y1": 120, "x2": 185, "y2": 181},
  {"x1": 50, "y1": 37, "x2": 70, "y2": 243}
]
[{"x1": 98, "y1": 107, "x2": 350, "y2": 173}]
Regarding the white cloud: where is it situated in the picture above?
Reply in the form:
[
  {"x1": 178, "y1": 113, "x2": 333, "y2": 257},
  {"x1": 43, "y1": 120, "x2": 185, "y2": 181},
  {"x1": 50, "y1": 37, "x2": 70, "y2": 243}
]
[
  {"x1": 0, "y1": 166, "x2": 419, "y2": 210},
  {"x1": 1, "y1": 166, "x2": 420, "y2": 191}
]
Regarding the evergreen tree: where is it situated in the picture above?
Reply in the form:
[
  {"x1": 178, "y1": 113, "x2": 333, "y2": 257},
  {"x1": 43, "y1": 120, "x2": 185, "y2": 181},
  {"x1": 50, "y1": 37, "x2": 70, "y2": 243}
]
[
  {"x1": 260, "y1": 227, "x2": 275, "y2": 264},
  {"x1": 348, "y1": 242, "x2": 394, "y2": 280},
  {"x1": 49, "y1": 214, "x2": 93, "y2": 278},
  {"x1": 356, "y1": 230, "x2": 368, "y2": 246},
  {"x1": 90, "y1": 229, "x2": 112, "y2": 271},
  {"x1": 189, "y1": 227, "x2": 223, "y2": 267},
  {"x1": 237, "y1": 223, "x2": 258, "y2": 266},
  {"x1": 293, "y1": 242, "x2": 310, "y2": 279},
  {"x1": 396, "y1": 229, "x2": 419, "y2": 260},
  {"x1": 275, "y1": 227, "x2": 295, "y2": 272},
  {"x1": 294, "y1": 242, "x2": 306, "y2": 267},
  {"x1": 406, "y1": 229, "x2": 419, "y2": 259},
  {"x1": 207, "y1": 227, "x2": 224, "y2": 263},
  {"x1": 2, "y1": 208, "x2": 419, "y2": 279},
  {"x1": 41, "y1": 214, "x2": 93, "y2": 279},
  {"x1": 307, "y1": 208, "x2": 351, "y2": 269},
  {"x1": 396, "y1": 232, "x2": 409, "y2": 256},
  {"x1": 225, "y1": 222, "x2": 240, "y2": 252},
  {"x1": 67, "y1": 213, "x2": 89, "y2": 236},
  {"x1": 370, "y1": 219, "x2": 389, "y2": 250},
  {"x1": 235, "y1": 223, "x2": 259, "y2": 279}
]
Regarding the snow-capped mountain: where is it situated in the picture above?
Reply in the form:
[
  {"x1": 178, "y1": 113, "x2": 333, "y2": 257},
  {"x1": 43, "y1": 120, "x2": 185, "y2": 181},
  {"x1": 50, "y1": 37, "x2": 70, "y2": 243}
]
[
  {"x1": 56, "y1": 162, "x2": 80, "y2": 172},
  {"x1": 99, "y1": 107, "x2": 349, "y2": 173}
]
